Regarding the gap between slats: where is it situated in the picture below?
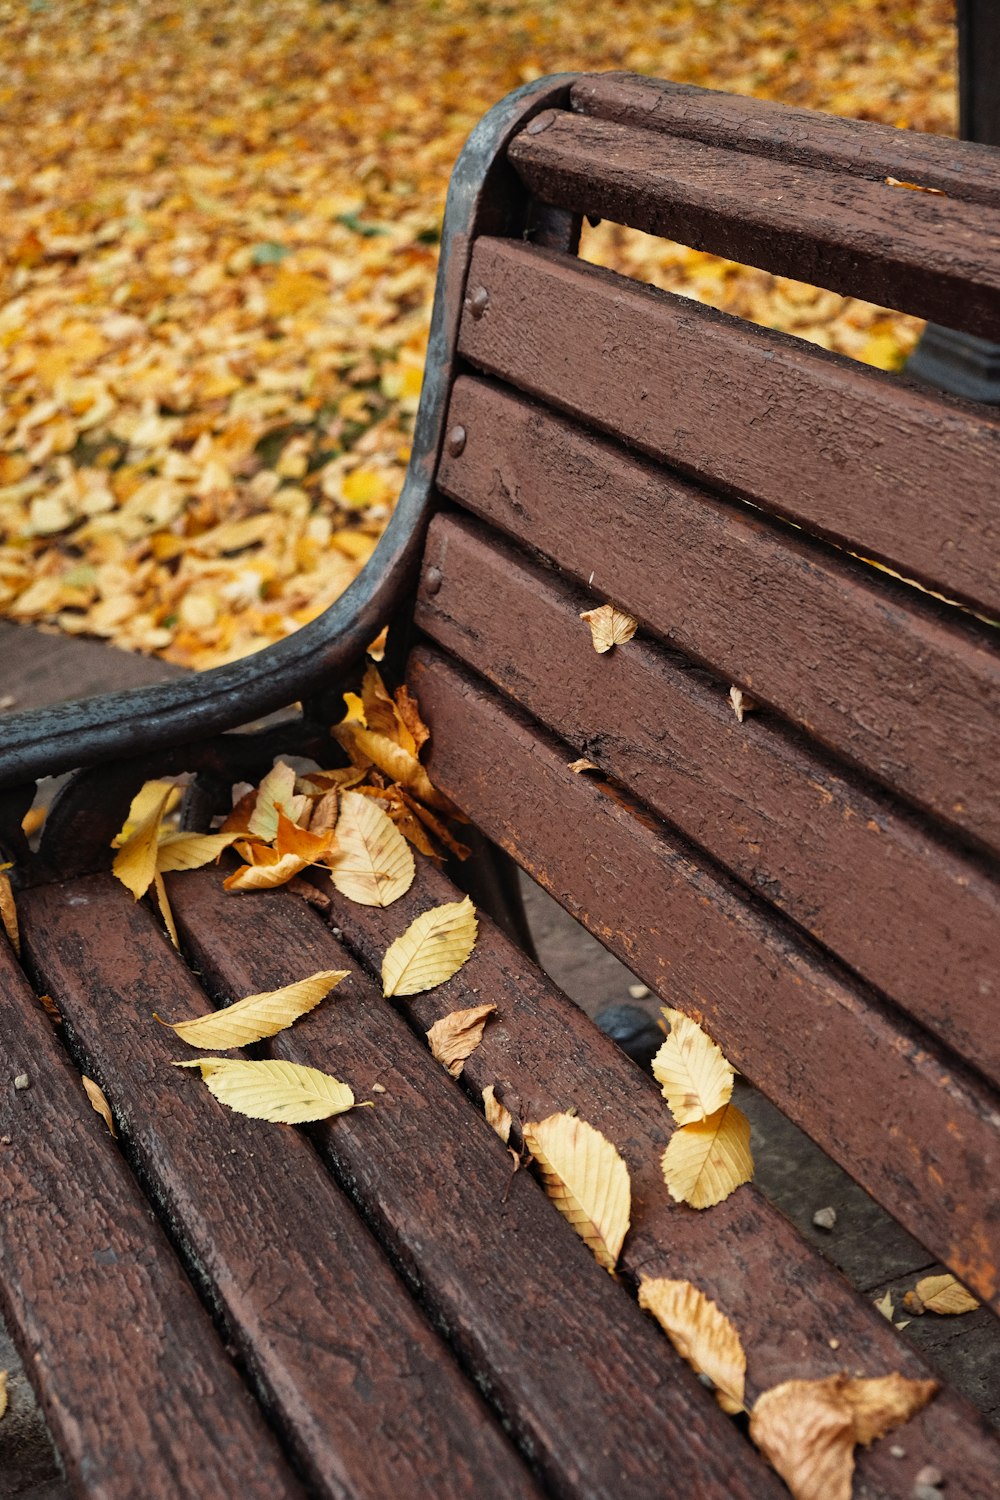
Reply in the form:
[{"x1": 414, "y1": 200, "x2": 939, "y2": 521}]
[
  {"x1": 456, "y1": 238, "x2": 1000, "y2": 620},
  {"x1": 408, "y1": 646, "x2": 1000, "y2": 1315}
]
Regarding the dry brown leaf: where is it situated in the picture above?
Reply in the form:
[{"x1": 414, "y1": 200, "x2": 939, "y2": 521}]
[
  {"x1": 904, "y1": 1273, "x2": 979, "y2": 1316},
  {"x1": 522, "y1": 1112, "x2": 631, "y2": 1272},
  {"x1": 885, "y1": 176, "x2": 946, "y2": 194},
  {"x1": 327, "y1": 790, "x2": 414, "y2": 906},
  {"x1": 729, "y1": 685, "x2": 759, "y2": 722},
  {"x1": 220, "y1": 787, "x2": 259, "y2": 837},
  {"x1": 397, "y1": 788, "x2": 471, "y2": 860},
  {"x1": 660, "y1": 1102, "x2": 753, "y2": 1209},
  {"x1": 306, "y1": 790, "x2": 340, "y2": 837},
  {"x1": 82, "y1": 1075, "x2": 116, "y2": 1137},
  {"x1": 175, "y1": 1057, "x2": 360, "y2": 1123},
  {"x1": 426, "y1": 1003, "x2": 496, "y2": 1076},
  {"x1": 0, "y1": 869, "x2": 19, "y2": 956},
  {"x1": 749, "y1": 1373, "x2": 938, "y2": 1500},
  {"x1": 652, "y1": 1009, "x2": 734, "y2": 1126},
  {"x1": 112, "y1": 786, "x2": 173, "y2": 900},
  {"x1": 483, "y1": 1083, "x2": 513, "y2": 1143},
  {"x1": 381, "y1": 895, "x2": 477, "y2": 997},
  {"x1": 295, "y1": 767, "x2": 366, "y2": 798},
  {"x1": 274, "y1": 809, "x2": 336, "y2": 863},
  {"x1": 568, "y1": 758, "x2": 600, "y2": 774},
  {"x1": 362, "y1": 663, "x2": 416, "y2": 753},
  {"x1": 0, "y1": 1370, "x2": 7, "y2": 1421},
  {"x1": 333, "y1": 721, "x2": 449, "y2": 811},
  {"x1": 223, "y1": 843, "x2": 309, "y2": 891},
  {"x1": 579, "y1": 603, "x2": 638, "y2": 653},
  {"x1": 157, "y1": 969, "x2": 348, "y2": 1049},
  {"x1": 395, "y1": 684, "x2": 430, "y2": 753},
  {"x1": 638, "y1": 1277, "x2": 746, "y2": 1413}
]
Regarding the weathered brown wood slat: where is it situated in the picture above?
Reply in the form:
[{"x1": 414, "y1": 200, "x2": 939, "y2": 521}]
[
  {"x1": 310, "y1": 855, "x2": 1000, "y2": 1500},
  {"x1": 165, "y1": 867, "x2": 786, "y2": 1500},
  {"x1": 572, "y1": 74, "x2": 1000, "y2": 208},
  {"x1": 17, "y1": 878, "x2": 539, "y2": 1500},
  {"x1": 408, "y1": 648, "x2": 1000, "y2": 1313},
  {"x1": 507, "y1": 111, "x2": 1000, "y2": 339},
  {"x1": 0, "y1": 937, "x2": 302, "y2": 1500},
  {"x1": 416, "y1": 512, "x2": 1000, "y2": 1079},
  {"x1": 456, "y1": 239, "x2": 1000, "y2": 617},
  {"x1": 437, "y1": 376, "x2": 1000, "y2": 855}
]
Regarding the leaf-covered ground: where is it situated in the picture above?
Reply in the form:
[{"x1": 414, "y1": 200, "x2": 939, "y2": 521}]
[{"x1": 0, "y1": 1, "x2": 956, "y2": 669}]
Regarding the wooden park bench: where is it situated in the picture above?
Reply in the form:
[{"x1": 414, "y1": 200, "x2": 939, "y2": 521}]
[{"x1": 2, "y1": 71, "x2": 999, "y2": 1499}]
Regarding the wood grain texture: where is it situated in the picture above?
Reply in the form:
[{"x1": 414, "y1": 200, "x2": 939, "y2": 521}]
[
  {"x1": 312, "y1": 854, "x2": 1000, "y2": 1500},
  {"x1": 456, "y1": 238, "x2": 1000, "y2": 617},
  {"x1": 165, "y1": 867, "x2": 786, "y2": 1500},
  {"x1": 572, "y1": 74, "x2": 1000, "y2": 207},
  {"x1": 0, "y1": 936, "x2": 301, "y2": 1500},
  {"x1": 508, "y1": 112, "x2": 1000, "y2": 338},
  {"x1": 408, "y1": 648, "x2": 1000, "y2": 1314},
  {"x1": 17, "y1": 877, "x2": 538, "y2": 1500},
  {"x1": 416, "y1": 512, "x2": 1000, "y2": 1081},
  {"x1": 437, "y1": 376, "x2": 1000, "y2": 854}
]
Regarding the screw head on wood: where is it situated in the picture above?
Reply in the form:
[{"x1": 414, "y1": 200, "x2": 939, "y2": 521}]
[
  {"x1": 445, "y1": 424, "x2": 467, "y2": 457},
  {"x1": 526, "y1": 110, "x2": 556, "y2": 135},
  {"x1": 467, "y1": 285, "x2": 490, "y2": 319},
  {"x1": 424, "y1": 566, "x2": 443, "y2": 595}
]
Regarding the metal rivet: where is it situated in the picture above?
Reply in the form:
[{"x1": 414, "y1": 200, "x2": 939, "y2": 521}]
[
  {"x1": 467, "y1": 285, "x2": 490, "y2": 319},
  {"x1": 424, "y1": 566, "x2": 443, "y2": 596},
  {"x1": 446, "y1": 424, "x2": 467, "y2": 457},
  {"x1": 526, "y1": 110, "x2": 556, "y2": 135}
]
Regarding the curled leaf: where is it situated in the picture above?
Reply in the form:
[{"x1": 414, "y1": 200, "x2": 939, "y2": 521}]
[
  {"x1": 483, "y1": 1084, "x2": 513, "y2": 1143},
  {"x1": 82, "y1": 1075, "x2": 116, "y2": 1137},
  {"x1": 112, "y1": 787, "x2": 173, "y2": 900},
  {"x1": 652, "y1": 1009, "x2": 734, "y2": 1125},
  {"x1": 175, "y1": 1057, "x2": 358, "y2": 1123},
  {"x1": 579, "y1": 603, "x2": 638, "y2": 653},
  {"x1": 638, "y1": 1277, "x2": 745, "y2": 1413},
  {"x1": 247, "y1": 762, "x2": 306, "y2": 841},
  {"x1": 157, "y1": 970, "x2": 348, "y2": 1049},
  {"x1": 382, "y1": 895, "x2": 477, "y2": 997},
  {"x1": 327, "y1": 790, "x2": 414, "y2": 907},
  {"x1": 729, "y1": 685, "x2": 758, "y2": 722},
  {"x1": 568, "y1": 758, "x2": 600, "y2": 774},
  {"x1": 427, "y1": 1003, "x2": 496, "y2": 1076},
  {"x1": 333, "y1": 721, "x2": 449, "y2": 810},
  {"x1": 522, "y1": 1112, "x2": 630, "y2": 1272},
  {"x1": 362, "y1": 663, "x2": 416, "y2": 753},
  {"x1": 749, "y1": 1373, "x2": 938, "y2": 1500},
  {"x1": 223, "y1": 844, "x2": 309, "y2": 891},
  {"x1": 660, "y1": 1102, "x2": 753, "y2": 1209},
  {"x1": 111, "y1": 781, "x2": 181, "y2": 847}
]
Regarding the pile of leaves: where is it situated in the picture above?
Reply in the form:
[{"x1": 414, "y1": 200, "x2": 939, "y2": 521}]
[{"x1": 0, "y1": 0, "x2": 956, "y2": 667}]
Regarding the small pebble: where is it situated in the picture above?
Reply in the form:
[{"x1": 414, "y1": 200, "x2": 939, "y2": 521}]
[
  {"x1": 372, "y1": 1083, "x2": 387, "y2": 1095},
  {"x1": 0, "y1": 1134, "x2": 11, "y2": 1144},
  {"x1": 628, "y1": 983, "x2": 650, "y2": 1000},
  {"x1": 828, "y1": 1337, "x2": 840, "y2": 1349},
  {"x1": 915, "y1": 1467, "x2": 944, "y2": 1488},
  {"x1": 813, "y1": 1206, "x2": 837, "y2": 1231},
  {"x1": 13, "y1": 1073, "x2": 29, "y2": 1091},
  {"x1": 890, "y1": 1446, "x2": 907, "y2": 1459}
]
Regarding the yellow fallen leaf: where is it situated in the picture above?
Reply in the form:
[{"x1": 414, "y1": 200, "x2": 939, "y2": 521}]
[
  {"x1": 579, "y1": 603, "x2": 638, "y2": 653},
  {"x1": 175, "y1": 1057, "x2": 358, "y2": 1123},
  {"x1": 155, "y1": 831, "x2": 239, "y2": 873},
  {"x1": 483, "y1": 1083, "x2": 513, "y2": 1143},
  {"x1": 295, "y1": 767, "x2": 366, "y2": 797},
  {"x1": 638, "y1": 1277, "x2": 746, "y2": 1414},
  {"x1": 0, "y1": 870, "x2": 19, "y2": 956},
  {"x1": 153, "y1": 871, "x2": 180, "y2": 948},
  {"x1": 905, "y1": 1273, "x2": 979, "y2": 1316},
  {"x1": 82, "y1": 1075, "x2": 116, "y2": 1137},
  {"x1": 749, "y1": 1373, "x2": 938, "y2": 1500},
  {"x1": 426, "y1": 1003, "x2": 496, "y2": 1076},
  {"x1": 381, "y1": 895, "x2": 477, "y2": 997},
  {"x1": 362, "y1": 663, "x2": 416, "y2": 753},
  {"x1": 885, "y1": 175, "x2": 946, "y2": 194},
  {"x1": 652, "y1": 1009, "x2": 734, "y2": 1126},
  {"x1": 223, "y1": 844, "x2": 309, "y2": 891},
  {"x1": 729, "y1": 685, "x2": 758, "y2": 722},
  {"x1": 333, "y1": 721, "x2": 449, "y2": 810},
  {"x1": 112, "y1": 787, "x2": 173, "y2": 900},
  {"x1": 660, "y1": 1102, "x2": 753, "y2": 1209},
  {"x1": 274, "y1": 809, "x2": 336, "y2": 864},
  {"x1": 568, "y1": 758, "x2": 600, "y2": 774},
  {"x1": 157, "y1": 970, "x2": 348, "y2": 1049},
  {"x1": 341, "y1": 691, "x2": 367, "y2": 724},
  {"x1": 111, "y1": 780, "x2": 182, "y2": 847},
  {"x1": 247, "y1": 762, "x2": 306, "y2": 841},
  {"x1": 523, "y1": 1112, "x2": 630, "y2": 1272},
  {"x1": 395, "y1": 684, "x2": 430, "y2": 753},
  {"x1": 0, "y1": 1370, "x2": 7, "y2": 1421},
  {"x1": 327, "y1": 790, "x2": 414, "y2": 907}
]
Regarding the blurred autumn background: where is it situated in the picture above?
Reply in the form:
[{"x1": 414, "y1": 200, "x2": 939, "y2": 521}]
[{"x1": 0, "y1": 0, "x2": 957, "y2": 671}]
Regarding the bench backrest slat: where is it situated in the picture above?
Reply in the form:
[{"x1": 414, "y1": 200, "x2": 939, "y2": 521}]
[
  {"x1": 508, "y1": 112, "x2": 1000, "y2": 338},
  {"x1": 572, "y1": 73, "x2": 1000, "y2": 208},
  {"x1": 457, "y1": 238, "x2": 1000, "y2": 619}
]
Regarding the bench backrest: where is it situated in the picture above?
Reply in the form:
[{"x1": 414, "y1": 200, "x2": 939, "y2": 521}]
[{"x1": 410, "y1": 74, "x2": 1000, "y2": 1315}]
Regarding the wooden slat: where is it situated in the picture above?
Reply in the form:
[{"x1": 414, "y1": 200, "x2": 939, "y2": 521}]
[
  {"x1": 572, "y1": 74, "x2": 1000, "y2": 208},
  {"x1": 0, "y1": 937, "x2": 301, "y2": 1500},
  {"x1": 165, "y1": 867, "x2": 786, "y2": 1500},
  {"x1": 438, "y1": 376, "x2": 1000, "y2": 854},
  {"x1": 310, "y1": 853, "x2": 1000, "y2": 1498},
  {"x1": 508, "y1": 111, "x2": 1000, "y2": 339},
  {"x1": 456, "y1": 238, "x2": 1000, "y2": 617},
  {"x1": 17, "y1": 877, "x2": 540, "y2": 1500},
  {"x1": 408, "y1": 647, "x2": 1000, "y2": 1314},
  {"x1": 416, "y1": 512, "x2": 1000, "y2": 1082}
]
